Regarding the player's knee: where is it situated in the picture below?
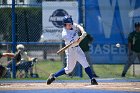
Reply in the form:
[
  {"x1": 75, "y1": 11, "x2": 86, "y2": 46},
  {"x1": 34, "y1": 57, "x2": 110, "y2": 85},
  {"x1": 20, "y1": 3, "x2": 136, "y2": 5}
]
[
  {"x1": 83, "y1": 65, "x2": 89, "y2": 69},
  {"x1": 64, "y1": 68, "x2": 73, "y2": 74}
]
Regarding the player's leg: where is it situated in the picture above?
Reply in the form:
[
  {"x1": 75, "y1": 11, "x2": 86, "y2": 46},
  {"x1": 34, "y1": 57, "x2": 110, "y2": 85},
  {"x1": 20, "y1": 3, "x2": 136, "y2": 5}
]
[
  {"x1": 47, "y1": 50, "x2": 76, "y2": 85},
  {"x1": 84, "y1": 51, "x2": 98, "y2": 77},
  {"x1": 23, "y1": 61, "x2": 32, "y2": 78},
  {"x1": 122, "y1": 52, "x2": 137, "y2": 77},
  {"x1": 47, "y1": 59, "x2": 76, "y2": 85},
  {"x1": 49, "y1": 59, "x2": 77, "y2": 80},
  {"x1": 0, "y1": 65, "x2": 7, "y2": 78},
  {"x1": 77, "y1": 47, "x2": 98, "y2": 85}
]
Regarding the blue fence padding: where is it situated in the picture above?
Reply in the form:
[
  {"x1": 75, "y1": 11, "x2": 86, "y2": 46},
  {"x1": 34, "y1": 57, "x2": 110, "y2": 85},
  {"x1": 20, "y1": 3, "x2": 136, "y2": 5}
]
[{"x1": 85, "y1": 0, "x2": 140, "y2": 64}]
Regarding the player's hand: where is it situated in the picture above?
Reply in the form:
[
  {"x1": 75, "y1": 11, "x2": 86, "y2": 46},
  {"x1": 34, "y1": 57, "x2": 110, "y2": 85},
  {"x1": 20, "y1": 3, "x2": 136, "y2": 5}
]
[
  {"x1": 71, "y1": 32, "x2": 87, "y2": 47},
  {"x1": 78, "y1": 32, "x2": 87, "y2": 42},
  {"x1": 73, "y1": 36, "x2": 83, "y2": 45},
  {"x1": 82, "y1": 32, "x2": 87, "y2": 38},
  {"x1": 72, "y1": 40, "x2": 79, "y2": 46},
  {"x1": 80, "y1": 32, "x2": 87, "y2": 40},
  {"x1": 71, "y1": 38, "x2": 80, "y2": 46}
]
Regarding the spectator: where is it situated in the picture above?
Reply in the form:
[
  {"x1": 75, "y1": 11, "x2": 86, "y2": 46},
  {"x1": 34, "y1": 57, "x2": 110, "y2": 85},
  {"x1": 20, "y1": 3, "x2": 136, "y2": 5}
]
[
  {"x1": 0, "y1": 52, "x2": 14, "y2": 78},
  {"x1": 121, "y1": 22, "x2": 140, "y2": 77},
  {"x1": 79, "y1": 34, "x2": 99, "y2": 77}
]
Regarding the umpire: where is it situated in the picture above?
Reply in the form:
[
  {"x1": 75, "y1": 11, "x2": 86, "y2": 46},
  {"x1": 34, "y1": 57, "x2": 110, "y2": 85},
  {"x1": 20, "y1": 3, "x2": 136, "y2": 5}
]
[{"x1": 121, "y1": 22, "x2": 140, "y2": 77}]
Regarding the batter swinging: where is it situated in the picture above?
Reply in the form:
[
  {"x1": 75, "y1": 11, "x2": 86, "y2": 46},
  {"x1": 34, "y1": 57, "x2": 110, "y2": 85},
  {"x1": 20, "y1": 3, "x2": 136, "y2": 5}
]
[{"x1": 47, "y1": 15, "x2": 98, "y2": 85}]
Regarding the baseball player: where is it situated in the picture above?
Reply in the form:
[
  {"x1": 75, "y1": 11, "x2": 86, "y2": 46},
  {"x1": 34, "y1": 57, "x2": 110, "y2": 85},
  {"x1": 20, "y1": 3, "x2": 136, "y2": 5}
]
[{"x1": 47, "y1": 15, "x2": 98, "y2": 85}]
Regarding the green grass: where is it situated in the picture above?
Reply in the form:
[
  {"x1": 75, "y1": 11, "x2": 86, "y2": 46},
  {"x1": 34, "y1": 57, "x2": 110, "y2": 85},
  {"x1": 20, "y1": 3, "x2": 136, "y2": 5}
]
[
  {"x1": 35, "y1": 61, "x2": 63, "y2": 78},
  {"x1": 1, "y1": 61, "x2": 140, "y2": 80},
  {"x1": 35, "y1": 61, "x2": 140, "y2": 79}
]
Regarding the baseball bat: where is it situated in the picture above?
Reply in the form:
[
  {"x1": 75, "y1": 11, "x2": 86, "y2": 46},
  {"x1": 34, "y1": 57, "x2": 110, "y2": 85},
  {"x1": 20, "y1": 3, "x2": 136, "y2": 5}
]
[{"x1": 57, "y1": 42, "x2": 74, "y2": 54}]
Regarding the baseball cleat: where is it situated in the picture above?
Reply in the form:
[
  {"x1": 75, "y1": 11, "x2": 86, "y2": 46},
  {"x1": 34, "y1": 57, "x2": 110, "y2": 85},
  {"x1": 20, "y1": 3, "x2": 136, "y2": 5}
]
[
  {"x1": 121, "y1": 73, "x2": 126, "y2": 77},
  {"x1": 91, "y1": 78, "x2": 98, "y2": 85},
  {"x1": 47, "y1": 73, "x2": 55, "y2": 85}
]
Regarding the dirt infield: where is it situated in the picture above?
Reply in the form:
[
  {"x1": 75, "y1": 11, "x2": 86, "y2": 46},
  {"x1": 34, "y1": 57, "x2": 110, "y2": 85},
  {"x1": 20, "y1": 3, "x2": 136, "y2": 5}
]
[{"x1": 0, "y1": 82, "x2": 140, "y2": 92}]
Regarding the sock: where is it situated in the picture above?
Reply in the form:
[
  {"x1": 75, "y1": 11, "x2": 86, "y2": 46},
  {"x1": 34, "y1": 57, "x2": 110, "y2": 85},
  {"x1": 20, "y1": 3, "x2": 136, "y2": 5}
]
[
  {"x1": 54, "y1": 68, "x2": 66, "y2": 78},
  {"x1": 85, "y1": 67, "x2": 93, "y2": 79}
]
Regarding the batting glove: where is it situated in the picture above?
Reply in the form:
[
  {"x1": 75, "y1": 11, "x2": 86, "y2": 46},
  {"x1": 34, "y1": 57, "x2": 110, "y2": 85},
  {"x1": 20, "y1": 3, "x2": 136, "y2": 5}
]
[{"x1": 80, "y1": 32, "x2": 87, "y2": 40}]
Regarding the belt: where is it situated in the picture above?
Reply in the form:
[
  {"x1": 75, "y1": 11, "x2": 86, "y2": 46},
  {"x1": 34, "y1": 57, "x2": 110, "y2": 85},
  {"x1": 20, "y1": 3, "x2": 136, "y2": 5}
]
[{"x1": 71, "y1": 45, "x2": 79, "y2": 48}]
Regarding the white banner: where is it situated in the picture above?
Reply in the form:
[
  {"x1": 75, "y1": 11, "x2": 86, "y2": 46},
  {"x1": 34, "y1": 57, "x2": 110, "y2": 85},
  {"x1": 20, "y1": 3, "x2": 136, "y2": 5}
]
[{"x1": 40, "y1": 1, "x2": 78, "y2": 42}]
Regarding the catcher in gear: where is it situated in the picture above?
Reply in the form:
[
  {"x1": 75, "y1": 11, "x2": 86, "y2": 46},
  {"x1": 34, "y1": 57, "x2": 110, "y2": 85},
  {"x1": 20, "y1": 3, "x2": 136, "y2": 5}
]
[{"x1": 7, "y1": 44, "x2": 35, "y2": 78}]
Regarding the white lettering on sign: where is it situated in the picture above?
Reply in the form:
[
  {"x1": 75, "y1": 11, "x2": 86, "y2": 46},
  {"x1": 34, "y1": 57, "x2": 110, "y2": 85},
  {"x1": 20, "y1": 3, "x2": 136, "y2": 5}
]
[{"x1": 93, "y1": 44, "x2": 127, "y2": 55}]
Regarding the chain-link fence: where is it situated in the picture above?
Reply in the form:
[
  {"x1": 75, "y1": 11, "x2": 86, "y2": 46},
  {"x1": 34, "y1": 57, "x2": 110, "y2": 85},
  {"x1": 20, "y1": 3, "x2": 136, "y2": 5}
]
[
  {"x1": 0, "y1": 5, "x2": 42, "y2": 42},
  {"x1": 0, "y1": 0, "x2": 82, "y2": 79},
  {"x1": 0, "y1": 0, "x2": 66, "y2": 79}
]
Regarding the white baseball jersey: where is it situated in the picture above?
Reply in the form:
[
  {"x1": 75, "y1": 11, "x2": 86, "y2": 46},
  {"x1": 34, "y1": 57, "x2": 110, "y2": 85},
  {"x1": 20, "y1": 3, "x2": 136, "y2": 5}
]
[{"x1": 62, "y1": 23, "x2": 89, "y2": 74}]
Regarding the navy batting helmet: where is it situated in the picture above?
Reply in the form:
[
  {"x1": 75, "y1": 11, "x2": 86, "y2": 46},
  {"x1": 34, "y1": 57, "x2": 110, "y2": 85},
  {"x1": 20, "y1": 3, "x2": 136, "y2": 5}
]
[{"x1": 63, "y1": 15, "x2": 73, "y2": 25}]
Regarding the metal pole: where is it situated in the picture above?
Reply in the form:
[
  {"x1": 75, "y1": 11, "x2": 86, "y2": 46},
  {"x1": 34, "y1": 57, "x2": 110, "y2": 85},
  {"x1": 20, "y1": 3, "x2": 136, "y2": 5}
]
[
  {"x1": 133, "y1": 64, "x2": 135, "y2": 77},
  {"x1": 12, "y1": 0, "x2": 16, "y2": 78},
  {"x1": 77, "y1": 0, "x2": 83, "y2": 77},
  {"x1": 83, "y1": 0, "x2": 85, "y2": 28},
  {"x1": 84, "y1": 0, "x2": 86, "y2": 30},
  {"x1": 78, "y1": 0, "x2": 83, "y2": 24}
]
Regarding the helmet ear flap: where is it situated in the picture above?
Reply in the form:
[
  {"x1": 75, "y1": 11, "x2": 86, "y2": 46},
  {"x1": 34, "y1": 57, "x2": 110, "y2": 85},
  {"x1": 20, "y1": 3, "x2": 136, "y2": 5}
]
[{"x1": 64, "y1": 24, "x2": 66, "y2": 26}]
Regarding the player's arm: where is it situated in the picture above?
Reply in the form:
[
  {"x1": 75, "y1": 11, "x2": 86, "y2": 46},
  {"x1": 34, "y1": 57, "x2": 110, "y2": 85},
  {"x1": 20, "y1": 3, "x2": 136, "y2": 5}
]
[
  {"x1": 74, "y1": 23, "x2": 87, "y2": 38},
  {"x1": 128, "y1": 33, "x2": 133, "y2": 55},
  {"x1": 128, "y1": 42, "x2": 132, "y2": 51},
  {"x1": 73, "y1": 23, "x2": 87, "y2": 43},
  {"x1": 22, "y1": 52, "x2": 31, "y2": 61},
  {"x1": 128, "y1": 41, "x2": 133, "y2": 56},
  {"x1": 23, "y1": 52, "x2": 36, "y2": 62},
  {"x1": 2, "y1": 53, "x2": 15, "y2": 58}
]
